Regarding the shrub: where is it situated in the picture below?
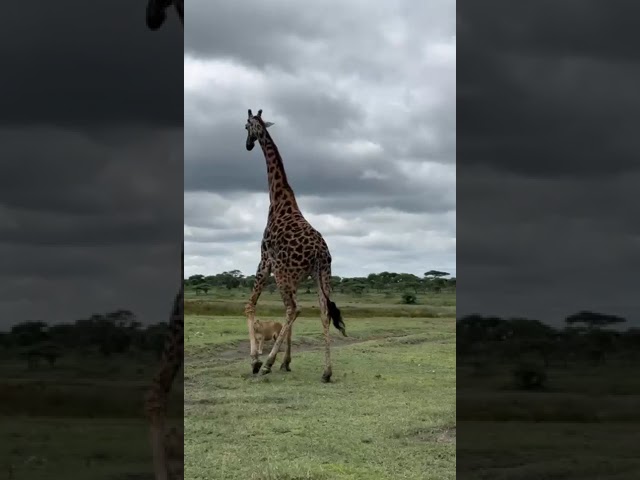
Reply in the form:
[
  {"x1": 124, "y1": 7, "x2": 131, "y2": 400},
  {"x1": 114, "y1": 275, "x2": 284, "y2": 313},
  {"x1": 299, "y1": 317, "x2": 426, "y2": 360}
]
[
  {"x1": 513, "y1": 362, "x2": 547, "y2": 390},
  {"x1": 401, "y1": 293, "x2": 417, "y2": 305}
]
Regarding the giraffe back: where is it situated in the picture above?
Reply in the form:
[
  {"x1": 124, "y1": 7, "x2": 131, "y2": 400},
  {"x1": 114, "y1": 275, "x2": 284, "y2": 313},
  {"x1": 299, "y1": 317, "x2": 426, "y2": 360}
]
[{"x1": 263, "y1": 203, "x2": 332, "y2": 279}]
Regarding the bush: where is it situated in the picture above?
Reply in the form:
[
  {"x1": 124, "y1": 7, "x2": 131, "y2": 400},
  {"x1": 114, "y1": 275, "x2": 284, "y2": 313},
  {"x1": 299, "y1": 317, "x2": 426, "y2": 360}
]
[
  {"x1": 513, "y1": 362, "x2": 547, "y2": 390},
  {"x1": 401, "y1": 293, "x2": 417, "y2": 305}
]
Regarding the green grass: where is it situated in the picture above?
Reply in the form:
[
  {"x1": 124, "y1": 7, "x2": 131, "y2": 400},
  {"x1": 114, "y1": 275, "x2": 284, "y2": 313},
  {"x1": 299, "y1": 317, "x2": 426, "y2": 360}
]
[
  {"x1": 0, "y1": 351, "x2": 182, "y2": 479},
  {"x1": 0, "y1": 417, "x2": 154, "y2": 480},
  {"x1": 185, "y1": 288, "x2": 456, "y2": 319},
  {"x1": 457, "y1": 361, "x2": 640, "y2": 479},
  {"x1": 185, "y1": 296, "x2": 456, "y2": 480},
  {"x1": 0, "y1": 352, "x2": 183, "y2": 418},
  {"x1": 457, "y1": 421, "x2": 640, "y2": 480}
]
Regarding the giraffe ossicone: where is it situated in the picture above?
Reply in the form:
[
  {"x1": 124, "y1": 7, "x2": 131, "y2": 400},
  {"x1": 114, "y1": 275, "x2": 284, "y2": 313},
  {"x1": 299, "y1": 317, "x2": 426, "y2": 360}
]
[{"x1": 243, "y1": 108, "x2": 347, "y2": 383}]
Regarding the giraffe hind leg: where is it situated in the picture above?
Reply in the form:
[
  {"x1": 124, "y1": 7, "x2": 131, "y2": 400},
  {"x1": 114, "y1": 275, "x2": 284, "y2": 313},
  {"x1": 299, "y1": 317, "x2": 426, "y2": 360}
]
[
  {"x1": 318, "y1": 289, "x2": 332, "y2": 383},
  {"x1": 279, "y1": 288, "x2": 300, "y2": 371},
  {"x1": 317, "y1": 267, "x2": 345, "y2": 383}
]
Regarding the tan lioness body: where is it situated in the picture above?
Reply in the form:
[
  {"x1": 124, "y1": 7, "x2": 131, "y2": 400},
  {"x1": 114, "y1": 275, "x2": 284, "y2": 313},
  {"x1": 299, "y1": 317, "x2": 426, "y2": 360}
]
[{"x1": 254, "y1": 319, "x2": 289, "y2": 354}]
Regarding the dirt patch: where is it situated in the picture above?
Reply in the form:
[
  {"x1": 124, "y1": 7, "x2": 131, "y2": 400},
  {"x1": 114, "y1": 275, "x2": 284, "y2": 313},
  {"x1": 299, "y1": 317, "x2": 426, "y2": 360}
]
[
  {"x1": 387, "y1": 334, "x2": 450, "y2": 346},
  {"x1": 216, "y1": 335, "x2": 385, "y2": 362},
  {"x1": 413, "y1": 425, "x2": 456, "y2": 443},
  {"x1": 391, "y1": 424, "x2": 456, "y2": 444}
]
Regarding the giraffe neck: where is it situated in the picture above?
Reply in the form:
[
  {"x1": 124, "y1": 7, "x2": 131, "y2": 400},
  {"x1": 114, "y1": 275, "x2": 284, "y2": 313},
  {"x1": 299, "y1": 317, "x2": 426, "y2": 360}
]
[{"x1": 258, "y1": 131, "x2": 299, "y2": 208}]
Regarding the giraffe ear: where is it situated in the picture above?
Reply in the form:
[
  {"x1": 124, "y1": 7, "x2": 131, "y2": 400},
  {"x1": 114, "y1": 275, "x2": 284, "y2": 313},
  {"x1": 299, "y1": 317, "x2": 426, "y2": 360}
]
[{"x1": 264, "y1": 122, "x2": 275, "y2": 128}]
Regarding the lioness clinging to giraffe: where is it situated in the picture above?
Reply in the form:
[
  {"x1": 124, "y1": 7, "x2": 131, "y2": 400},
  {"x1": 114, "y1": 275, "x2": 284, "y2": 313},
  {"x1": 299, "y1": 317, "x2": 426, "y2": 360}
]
[
  {"x1": 243, "y1": 108, "x2": 347, "y2": 383},
  {"x1": 254, "y1": 319, "x2": 286, "y2": 355}
]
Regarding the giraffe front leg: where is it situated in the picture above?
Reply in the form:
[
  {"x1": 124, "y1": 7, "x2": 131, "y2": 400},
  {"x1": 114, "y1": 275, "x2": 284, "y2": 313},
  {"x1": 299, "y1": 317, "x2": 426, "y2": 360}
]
[
  {"x1": 246, "y1": 252, "x2": 271, "y2": 374},
  {"x1": 261, "y1": 320, "x2": 290, "y2": 375},
  {"x1": 262, "y1": 289, "x2": 298, "y2": 375},
  {"x1": 280, "y1": 302, "x2": 300, "y2": 372},
  {"x1": 279, "y1": 326, "x2": 293, "y2": 371}
]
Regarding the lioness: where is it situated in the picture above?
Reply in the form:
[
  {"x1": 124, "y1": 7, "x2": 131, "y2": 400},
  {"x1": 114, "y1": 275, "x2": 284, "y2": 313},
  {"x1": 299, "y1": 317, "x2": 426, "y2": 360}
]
[{"x1": 254, "y1": 319, "x2": 288, "y2": 354}]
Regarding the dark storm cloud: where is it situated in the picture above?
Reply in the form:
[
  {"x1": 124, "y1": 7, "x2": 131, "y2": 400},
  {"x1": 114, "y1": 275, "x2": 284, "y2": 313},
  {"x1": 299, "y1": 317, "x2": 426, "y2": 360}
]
[
  {"x1": 1, "y1": 1, "x2": 182, "y2": 127},
  {"x1": 186, "y1": 120, "x2": 408, "y2": 196},
  {"x1": 0, "y1": 128, "x2": 182, "y2": 238},
  {"x1": 460, "y1": 1, "x2": 640, "y2": 62},
  {"x1": 0, "y1": 128, "x2": 182, "y2": 214},
  {"x1": 186, "y1": 0, "x2": 454, "y2": 73},
  {"x1": 184, "y1": 121, "x2": 455, "y2": 218},
  {"x1": 0, "y1": 244, "x2": 180, "y2": 330},
  {"x1": 0, "y1": 2, "x2": 183, "y2": 328},
  {"x1": 459, "y1": 1, "x2": 640, "y2": 178},
  {"x1": 0, "y1": 127, "x2": 183, "y2": 327},
  {"x1": 458, "y1": 0, "x2": 639, "y2": 324},
  {"x1": 185, "y1": 1, "x2": 324, "y2": 70},
  {"x1": 184, "y1": 80, "x2": 453, "y2": 200}
]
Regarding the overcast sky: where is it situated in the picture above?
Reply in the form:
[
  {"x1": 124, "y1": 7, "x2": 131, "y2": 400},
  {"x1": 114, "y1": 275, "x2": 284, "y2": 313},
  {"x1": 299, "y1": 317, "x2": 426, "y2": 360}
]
[
  {"x1": 184, "y1": 0, "x2": 456, "y2": 280},
  {"x1": 457, "y1": 1, "x2": 640, "y2": 326},
  {"x1": 0, "y1": 1, "x2": 183, "y2": 329}
]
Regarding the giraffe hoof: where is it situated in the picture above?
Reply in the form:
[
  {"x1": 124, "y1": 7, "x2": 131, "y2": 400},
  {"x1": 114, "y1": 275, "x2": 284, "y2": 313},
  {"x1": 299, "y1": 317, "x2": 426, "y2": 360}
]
[
  {"x1": 260, "y1": 366, "x2": 272, "y2": 376},
  {"x1": 280, "y1": 363, "x2": 291, "y2": 372},
  {"x1": 321, "y1": 372, "x2": 332, "y2": 383},
  {"x1": 252, "y1": 361, "x2": 263, "y2": 374}
]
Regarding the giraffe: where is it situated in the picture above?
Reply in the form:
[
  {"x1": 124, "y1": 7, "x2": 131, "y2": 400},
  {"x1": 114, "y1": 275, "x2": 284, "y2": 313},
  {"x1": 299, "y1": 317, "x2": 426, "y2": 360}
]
[
  {"x1": 244, "y1": 109, "x2": 347, "y2": 382},
  {"x1": 143, "y1": 2, "x2": 183, "y2": 480},
  {"x1": 144, "y1": 249, "x2": 184, "y2": 480}
]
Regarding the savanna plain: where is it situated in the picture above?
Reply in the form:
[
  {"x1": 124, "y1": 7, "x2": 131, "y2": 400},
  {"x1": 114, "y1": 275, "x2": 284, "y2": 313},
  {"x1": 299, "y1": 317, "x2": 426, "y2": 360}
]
[
  {"x1": 184, "y1": 274, "x2": 456, "y2": 480},
  {"x1": 0, "y1": 313, "x2": 182, "y2": 480},
  {"x1": 457, "y1": 312, "x2": 640, "y2": 479}
]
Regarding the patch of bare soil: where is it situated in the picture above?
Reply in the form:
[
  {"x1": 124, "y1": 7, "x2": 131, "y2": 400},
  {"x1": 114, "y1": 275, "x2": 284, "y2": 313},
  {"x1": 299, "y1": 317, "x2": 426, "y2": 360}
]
[
  {"x1": 217, "y1": 335, "x2": 388, "y2": 362},
  {"x1": 412, "y1": 425, "x2": 456, "y2": 443}
]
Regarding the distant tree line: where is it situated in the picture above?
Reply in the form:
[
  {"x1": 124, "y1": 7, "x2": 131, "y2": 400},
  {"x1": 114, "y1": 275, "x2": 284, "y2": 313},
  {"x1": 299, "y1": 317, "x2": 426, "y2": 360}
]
[
  {"x1": 458, "y1": 310, "x2": 640, "y2": 377},
  {"x1": 0, "y1": 309, "x2": 169, "y2": 362},
  {"x1": 185, "y1": 269, "x2": 455, "y2": 296}
]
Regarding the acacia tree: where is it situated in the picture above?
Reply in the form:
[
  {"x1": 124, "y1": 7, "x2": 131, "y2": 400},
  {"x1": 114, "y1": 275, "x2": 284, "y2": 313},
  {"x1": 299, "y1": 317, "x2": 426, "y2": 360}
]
[
  {"x1": 424, "y1": 270, "x2": 450, "y2": 293},
  {"x1": 565, "y1": 310, "x2": 626, "y2": 330},
  {"x1": 11, "y1": 321, "x2": 49, "y2": 346},
  {"x1": 424, "y1": 270, "x2": 449, "y2": 279}
]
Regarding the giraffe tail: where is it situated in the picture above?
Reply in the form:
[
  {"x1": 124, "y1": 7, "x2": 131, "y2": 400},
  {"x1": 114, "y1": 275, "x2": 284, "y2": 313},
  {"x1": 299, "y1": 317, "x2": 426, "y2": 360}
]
[
  {"x1": 328, "y1": 299, "x2": 347, "y2": 336},
  {"x1": 320, "y1": 286, "x2": 346, "y2": 337}
]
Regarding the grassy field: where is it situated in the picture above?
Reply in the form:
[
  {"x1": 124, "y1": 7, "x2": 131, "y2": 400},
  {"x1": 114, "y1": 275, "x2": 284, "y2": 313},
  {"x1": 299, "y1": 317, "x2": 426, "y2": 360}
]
[
  {"x1": 184, "y1": 288, "x2": 456, "y2": 480},
  {"x1": 457, "y1": 361, "x2": 640, "y2": 479},
  {"x1": 0, "y1": 350, "x2": 183, "y2": 480}
]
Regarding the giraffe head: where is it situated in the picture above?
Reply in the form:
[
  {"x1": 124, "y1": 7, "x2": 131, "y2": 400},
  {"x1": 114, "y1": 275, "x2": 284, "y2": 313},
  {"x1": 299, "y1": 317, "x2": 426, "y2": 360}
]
[
  {"x1": 146, "y1": 0, "x2": 183, "y2": 30},
  {"x1": 245, "y1": 109, "x2": 274, "y2": 151}
]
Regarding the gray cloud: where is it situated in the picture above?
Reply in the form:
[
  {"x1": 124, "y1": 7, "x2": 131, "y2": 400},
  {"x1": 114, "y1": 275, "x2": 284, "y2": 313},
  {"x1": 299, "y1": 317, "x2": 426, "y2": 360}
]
[
  {"x1": 185, "y1": 0, "x2": 456, "y2": 282},
  {"x1": 457, "y1": 0, "x2": 639, "y2": 325},
  {"x1": 0, "y1": 1, "x2": 183, "y2": 330},
  {"x1": 1, "y1": 1, "x2": 182, "y2": 127}
]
